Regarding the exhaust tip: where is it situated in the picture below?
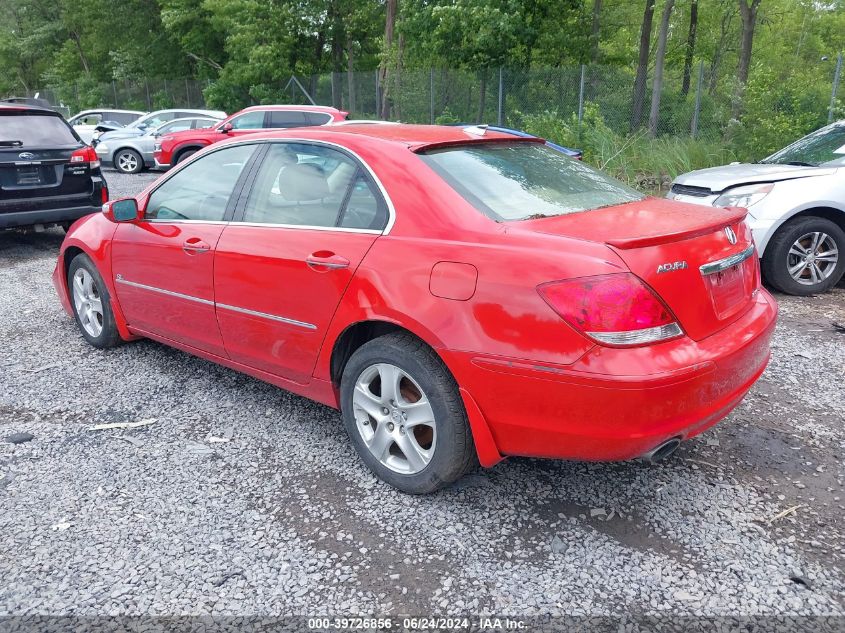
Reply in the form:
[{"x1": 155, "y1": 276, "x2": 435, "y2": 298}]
[{"x1": 641, "y1": 437, "x2": 682, "y2": 464}]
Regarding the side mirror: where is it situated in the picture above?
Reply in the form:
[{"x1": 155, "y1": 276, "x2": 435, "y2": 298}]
[
  {"x1": 221, "y1": 122, "x2": 233, "y2": 134},
  {"x1": 103, "y1": 198, "x2": 140, "y2": 223}
]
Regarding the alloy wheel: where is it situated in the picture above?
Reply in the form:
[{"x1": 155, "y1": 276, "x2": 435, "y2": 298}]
[
  {"x1": 72, "y1": 268, "x2": 104, "y2": 337},
  {"x1": 351, "y1": 363, "x2": 436, "y2": 475},
  {"x1": 786, "y1": 231, "x2": 839, "y2": 286},
  {"x1": 117, "y1": 151, "x2": 139, "y2": 173}
]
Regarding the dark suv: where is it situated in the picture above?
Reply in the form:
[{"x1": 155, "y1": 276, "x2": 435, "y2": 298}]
[{"x1": 1, "y1": 104, "x2": 107, "y2": 231}]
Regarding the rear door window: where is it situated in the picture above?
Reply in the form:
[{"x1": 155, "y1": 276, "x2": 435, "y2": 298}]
[
  {"x1": 239, "y1": 142, "x2": 387, "y2": 230},
  {"x1": 267, "y1": 111, "x2": 308, "y2": 128},
  {"x1": 106, "y1": 112, "x2": 139, "y2": 126},
  {"x1": 0, "y1": 113, "x2": 78, "y2": 147}
]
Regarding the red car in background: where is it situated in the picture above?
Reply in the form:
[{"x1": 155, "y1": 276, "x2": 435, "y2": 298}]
[
  {"x1": 54, "y1": 124, "x2": 777, "y2": 493},
  {"x1": 153, "y1": 105, "x2": 347, "y2": 168}
]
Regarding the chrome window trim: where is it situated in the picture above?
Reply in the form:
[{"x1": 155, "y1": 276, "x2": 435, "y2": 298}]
[
  {"x1": 146, "y1": 137, "x2": 397, "y2": 235},
  {"x1": 115, "y1": 277, "x2": 214, "y2": 306},
  {"x1": 142, "y1": 219, "x2": 229, "y2": 225},
  {"x1": 226, "y1": 221, "x2": 381, "y2": 235},
  {"x1": 699, "y1": 244, "x2": 756, "y2": 276},
  {"x1": 114, "y1": 277, "x2": 317, "y2": 330},
  {"x1": 216, "y1": 303, "x2": 317, "y2": 330}
]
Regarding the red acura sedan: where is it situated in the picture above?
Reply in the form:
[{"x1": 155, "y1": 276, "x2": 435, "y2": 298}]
[{"x1": 53, "y1": 124, "x2": 777, "y2": 493}]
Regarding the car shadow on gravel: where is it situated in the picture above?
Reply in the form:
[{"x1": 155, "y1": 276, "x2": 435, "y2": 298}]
[{"x1": 0, "y1": 229, "x2": 64, "y2": 259}]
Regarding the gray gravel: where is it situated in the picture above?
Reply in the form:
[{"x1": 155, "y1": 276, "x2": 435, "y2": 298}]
[{"x1": 0, "y1": 168, "x2": 843, "y2": 618}]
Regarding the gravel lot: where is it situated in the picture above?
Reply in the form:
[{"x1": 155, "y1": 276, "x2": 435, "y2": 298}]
[{"x1": 1, "y1": 167, "x2": 843, "y2": 620}]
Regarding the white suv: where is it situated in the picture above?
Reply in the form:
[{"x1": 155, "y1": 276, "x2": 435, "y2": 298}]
[{"x1": 668, "y1": 122, "x2": 845, "y2": 295}]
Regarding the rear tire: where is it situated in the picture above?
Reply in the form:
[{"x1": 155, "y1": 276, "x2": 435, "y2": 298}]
[
  {"x1": 340, "y1": 332, "x2": 477, "y2": 494},
  {"x1": 67, "y1": 254, "x2": 122, "y2": 349},
  {"x1": 762, "y1": 216, "x2": 845, "y2": 296},
  {"x1": 114, "y1": 148, "x2": 143, "y2": 174}
]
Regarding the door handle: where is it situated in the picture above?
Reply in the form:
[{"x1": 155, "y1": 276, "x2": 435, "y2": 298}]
[
  {"x1": 182, "y1": 237, "x2": 210, "y2": 254},
  {"x1": 305, "y1": 251, "x2": 350, "y2": 270}
]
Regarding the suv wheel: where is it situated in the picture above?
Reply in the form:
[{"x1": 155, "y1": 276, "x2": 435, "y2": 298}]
[
  {"x1": 762, "y1": 217, "x2": 845, "y2": 296},
  {"x1": 114, "y1": 148, "x2": 143, "y2": 174},
  {"x1": 176, "y1": 149, "x2": 198, "y2": 164},
  {"x1": 340, "y1": 333, "x2": 477, "y2": 494}
]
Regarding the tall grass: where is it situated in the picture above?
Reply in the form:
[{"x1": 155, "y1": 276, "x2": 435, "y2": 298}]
[{"x1": 515, "y1": 106, "x2": 737, "y2": 195}]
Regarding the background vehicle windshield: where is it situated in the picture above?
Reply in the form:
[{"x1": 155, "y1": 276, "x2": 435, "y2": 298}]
[
  {"x1": 762, "y1": 123, "x2": 845, "y2": 166},
  {"x1": 420, "y1": 142, "x2": 643, "y2": 221},
  {"x1": 0, "y1": 113, "x2": 78, "y2": 146}
]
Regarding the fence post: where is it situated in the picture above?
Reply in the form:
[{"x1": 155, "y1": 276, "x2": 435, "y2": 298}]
[
  {"x1": 375, "y1": 70, "x2": 380, "y2": 119},
  {"x1": 497, "y1": 68, "x2": 504, "y2": 126},
  {"x1": 430, "y1": 68, "x2": 435, "y2": 124},
  {"x1": 829, "y1": 52, "x2": 842, "y2": 124},
  {"x1": 577, "y1": 64, "x2": 586, "y2": 131},
  {"x1": 692, "y1": 60, "x2": 704, "y2": 138}
]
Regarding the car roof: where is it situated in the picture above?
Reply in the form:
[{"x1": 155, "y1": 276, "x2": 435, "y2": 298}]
[
  {"x1": 0, "y1": 103, "x2": 59, "y2": 114},
  {"x1": 239, "y1": 104, "x2": 345, "y2": 114},
  {"x1": 73, "y1": 109, "x2": 146, "y2": 116}
]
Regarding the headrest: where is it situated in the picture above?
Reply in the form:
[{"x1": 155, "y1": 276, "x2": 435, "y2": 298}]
[{"x1": 277, "y1": 163, "x2": 329, "y2": 201}]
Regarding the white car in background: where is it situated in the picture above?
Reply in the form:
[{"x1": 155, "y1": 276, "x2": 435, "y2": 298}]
[
  {"x1": 67, "y1": 109, "x2": 145, "y2": 144},
  {"x1": 668, "y1": 121, "x2": 845, "y2": 295}
]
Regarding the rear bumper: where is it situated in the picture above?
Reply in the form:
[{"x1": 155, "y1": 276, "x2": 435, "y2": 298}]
[
  {"x1": 445, "y1": 289, "x2": 778, "y2": 462},
  {"x1": 0, "y1": 204, "x2": 101, "y2": 229}
]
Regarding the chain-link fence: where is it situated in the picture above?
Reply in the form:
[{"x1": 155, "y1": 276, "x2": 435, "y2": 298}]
[{"x1": 20, "y1": 61, "x2": 843, "y2": 144}]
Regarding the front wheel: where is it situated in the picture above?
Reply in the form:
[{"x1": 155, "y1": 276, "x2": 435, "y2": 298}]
[
  {"x1": 175, "y1": 149, "x2": 198, "y2": 165},
  {"x1": 67, "y1": 254, "x2": 122, "y2": 348},
  {"x1": 114, "y1": 148, "x2": 143, "y2": 174},
  {"x1": 762, "y1": 217, "x2": 845, "y2": 296},
  {"x1": 340, "y1": 333, "x2": 477, "y2": 494}
]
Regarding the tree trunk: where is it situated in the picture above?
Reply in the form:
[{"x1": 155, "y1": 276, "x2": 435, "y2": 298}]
[
  {"x1": 733, "y1": 0, "x2": 762, "y2": 119},
  {"x1": 589, "y1": 0, "x2": 602, "y2": 64},
  {"x1": 379, "y1": 0, "x2": 397, "y2": 119},
  {"x1": 681, "y1": 0, "x2": 698, "y2": 95},
  {"x1": 69, "y1": 31, "x2": 90, "y2": 75},
  {"x1": 346, "y1": 37, "x2": 356, "y2": 115},
  {"x1": 648, "y1": 0, "x2": 674, "y2": 138},
  {"x1": 708, "y1": 10, "x2": 733, "y2": 95},
  {"x1": 630, "y1": 0, "x2": 655, "y2": 131}
]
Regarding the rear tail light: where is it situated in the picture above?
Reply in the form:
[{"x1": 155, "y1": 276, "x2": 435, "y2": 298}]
[
  {"x1": 101, "y1": 186, "x2": 109, "y2": 204},
  {"x1": 538, "y1": 273, "x2": 683, "y2": 346},
  {"x1": 70, "y1": 146, "x2": 100, "y2": 169}
]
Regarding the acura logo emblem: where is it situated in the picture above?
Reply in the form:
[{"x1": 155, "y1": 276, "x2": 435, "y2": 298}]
[
  {"x1": 18, "y1": 152, "x2": 36, "y2": 160},
  {"x1": 724, "y1": 226, "x2": 737, "y2": 244}
]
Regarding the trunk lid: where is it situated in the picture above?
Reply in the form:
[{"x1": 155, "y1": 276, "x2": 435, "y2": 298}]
[{"x1": 515, "y1": 197, "x2": 761, "y2": 341}]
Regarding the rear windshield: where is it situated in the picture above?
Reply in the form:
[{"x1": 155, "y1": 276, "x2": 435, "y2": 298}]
[
  {"x1": 419, "y1": 142, "x2": 643, "y2": 221},
  {"x1": 0, "y1": 112, "x2": 79, "y2": 147}
]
